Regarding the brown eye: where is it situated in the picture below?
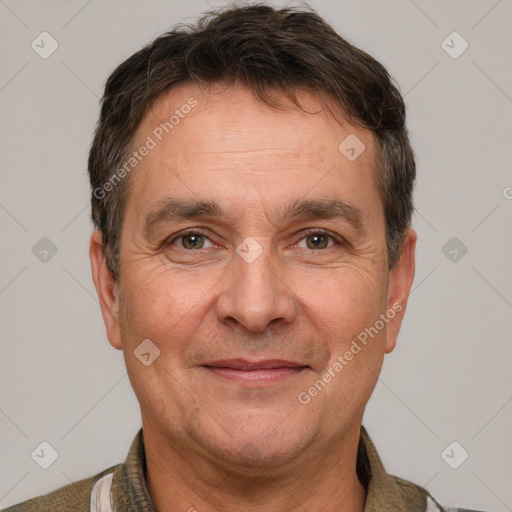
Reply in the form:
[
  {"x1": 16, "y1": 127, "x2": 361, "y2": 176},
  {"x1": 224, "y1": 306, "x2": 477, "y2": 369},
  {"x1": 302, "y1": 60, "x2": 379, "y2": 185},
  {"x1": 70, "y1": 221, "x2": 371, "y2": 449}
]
[
  {"x1": 180, "y1": 233, "x2": 205, "y2": 249},
  {"x1": 305, "y1": 233, "x2": 330, "y2": 250}
]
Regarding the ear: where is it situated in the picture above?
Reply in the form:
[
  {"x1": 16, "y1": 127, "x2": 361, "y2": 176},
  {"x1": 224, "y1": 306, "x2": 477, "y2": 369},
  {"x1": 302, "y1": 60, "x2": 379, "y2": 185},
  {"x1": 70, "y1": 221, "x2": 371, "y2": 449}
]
[
  {"x1": 384, "y1": 228, "x2": 417, "y2": 354},
  {"x1": 89, "y1": 230, "x2": 123, "y2": 350}
]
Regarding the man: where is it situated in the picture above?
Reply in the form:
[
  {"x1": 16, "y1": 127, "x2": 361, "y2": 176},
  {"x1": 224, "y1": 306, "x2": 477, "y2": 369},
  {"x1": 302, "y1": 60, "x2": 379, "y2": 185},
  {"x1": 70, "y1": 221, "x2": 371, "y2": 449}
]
[{"x1": 4, "y1": 4, "x2": 489, "y2": 512}]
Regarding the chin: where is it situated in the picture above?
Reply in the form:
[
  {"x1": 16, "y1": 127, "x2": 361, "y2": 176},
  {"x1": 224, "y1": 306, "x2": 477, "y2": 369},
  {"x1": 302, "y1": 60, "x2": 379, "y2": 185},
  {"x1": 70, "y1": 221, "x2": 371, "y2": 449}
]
[
  {"x1": 188, "y1": 409, "x2": 315, "y2": 472},
  {"x1": 211, "y1": 436, "x2": 311, "y2": 473}
]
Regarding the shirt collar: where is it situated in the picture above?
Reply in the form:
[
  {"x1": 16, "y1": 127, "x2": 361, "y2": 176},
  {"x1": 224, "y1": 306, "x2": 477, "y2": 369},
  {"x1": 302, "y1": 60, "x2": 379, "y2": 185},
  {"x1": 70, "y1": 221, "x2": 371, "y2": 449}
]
[
  {"x1": 112, "y1": 426, "x2": 430, "y2": 511},
  {"x1": 358, "y1": 426, "x2": 431, "y2": 511},
  {"x1": 112, "y1": 429, "x2": 156, "y2": 512}
]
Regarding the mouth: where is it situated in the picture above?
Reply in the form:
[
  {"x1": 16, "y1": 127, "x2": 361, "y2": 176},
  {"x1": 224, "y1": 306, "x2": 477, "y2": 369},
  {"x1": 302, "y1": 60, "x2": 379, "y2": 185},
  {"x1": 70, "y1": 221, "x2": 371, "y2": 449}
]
[{"x1": 202, "y1": 359, "x2": 310, "y2": 385}]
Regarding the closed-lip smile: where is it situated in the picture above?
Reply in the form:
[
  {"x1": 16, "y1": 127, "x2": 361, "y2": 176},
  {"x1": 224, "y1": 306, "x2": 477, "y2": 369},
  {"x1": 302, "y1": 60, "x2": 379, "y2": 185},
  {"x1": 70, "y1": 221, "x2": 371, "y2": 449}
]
[{"x1": 202, "y1": 358, "x2": 309, "y2": 385}]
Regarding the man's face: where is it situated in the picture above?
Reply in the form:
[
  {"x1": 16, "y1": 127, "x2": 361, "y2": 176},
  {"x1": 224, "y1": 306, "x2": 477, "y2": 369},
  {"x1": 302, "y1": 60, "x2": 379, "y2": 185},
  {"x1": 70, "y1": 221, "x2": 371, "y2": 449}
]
[{"x1": 93, "y1": 83, "x2": 414, "y2": 469}]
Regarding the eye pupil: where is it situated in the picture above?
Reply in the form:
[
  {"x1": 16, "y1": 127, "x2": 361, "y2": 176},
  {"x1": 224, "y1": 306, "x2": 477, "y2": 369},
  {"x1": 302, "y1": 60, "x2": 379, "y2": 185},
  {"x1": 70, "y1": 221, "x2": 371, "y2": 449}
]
[
  {"x1": 183, "y1": 233, "x2": 204, "y2": 249},
  {"x1": 177, "y1": 233, "x2": 331, "y2": 250},
  {"x1": 307, "y1": 234, "x2": 328, "y2": 249}
]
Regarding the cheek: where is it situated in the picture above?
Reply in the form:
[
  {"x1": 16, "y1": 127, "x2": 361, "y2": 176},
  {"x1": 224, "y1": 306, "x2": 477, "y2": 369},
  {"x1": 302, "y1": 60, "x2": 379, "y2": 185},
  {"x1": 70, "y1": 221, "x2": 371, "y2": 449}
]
[
  {"x1": 296, "y1": 265, "x2": 388, "y2": 398},
  {"x1": 298, "y1": 266, "x2": 386, "y2": 340},
  {"x1": 117, "y1": 266, "x2": 223, "y2": 427},
  {"x1": 299, "y1": 272, "x2": 386, "y2": 423},
  {"x1": 118, "y1": 264, "x2": 222, "y2": 354}
]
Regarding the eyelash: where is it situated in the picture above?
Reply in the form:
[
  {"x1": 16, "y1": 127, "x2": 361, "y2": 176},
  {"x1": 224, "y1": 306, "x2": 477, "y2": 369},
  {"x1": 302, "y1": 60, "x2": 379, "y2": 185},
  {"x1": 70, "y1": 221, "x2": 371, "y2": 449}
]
[{"x1": 167, "y1": 228, "x2": 346, "y2": 250}]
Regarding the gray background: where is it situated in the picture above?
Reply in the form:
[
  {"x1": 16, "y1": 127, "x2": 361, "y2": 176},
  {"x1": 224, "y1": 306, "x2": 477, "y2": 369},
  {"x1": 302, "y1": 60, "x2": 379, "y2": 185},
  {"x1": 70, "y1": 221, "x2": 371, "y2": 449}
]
[{"x1": 1, "y1": 0, "x2": 511, "y2": 510}]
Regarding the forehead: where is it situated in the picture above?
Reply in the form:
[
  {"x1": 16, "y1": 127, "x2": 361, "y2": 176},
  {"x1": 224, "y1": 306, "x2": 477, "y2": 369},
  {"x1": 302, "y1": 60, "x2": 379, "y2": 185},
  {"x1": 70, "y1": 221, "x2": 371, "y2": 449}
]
[
  {"x1": 126, "y1": 82, "x2": 381, "y2": 226},
  {"x1": 137, "y1": 83, "x2": 375, "y2": 166}
]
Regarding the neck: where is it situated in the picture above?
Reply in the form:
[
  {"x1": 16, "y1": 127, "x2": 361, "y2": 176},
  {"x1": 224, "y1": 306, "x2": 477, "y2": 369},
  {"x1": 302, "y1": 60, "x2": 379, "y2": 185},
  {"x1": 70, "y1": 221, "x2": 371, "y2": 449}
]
[{"x1": 143, "y1": 423, "x2": 367, "y2": 512}]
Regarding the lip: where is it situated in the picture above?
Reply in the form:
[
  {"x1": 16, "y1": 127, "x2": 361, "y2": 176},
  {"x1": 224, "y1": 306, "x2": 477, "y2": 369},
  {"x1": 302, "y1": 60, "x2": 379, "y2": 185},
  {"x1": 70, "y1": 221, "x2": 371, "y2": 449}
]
[
  {"x1": 202, "y1": 359, "x2": 309, "y2": 385},
  {"x1": 204, "y1": 358, "x2": 306, "y2": 370}
]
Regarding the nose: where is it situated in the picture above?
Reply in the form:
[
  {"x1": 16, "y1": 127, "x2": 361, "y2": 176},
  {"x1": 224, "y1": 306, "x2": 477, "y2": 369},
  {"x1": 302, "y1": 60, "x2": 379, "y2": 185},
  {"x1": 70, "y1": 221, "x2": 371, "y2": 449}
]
[{"x1": 215, "y1": 244, "x2": 297, "y2": 332}]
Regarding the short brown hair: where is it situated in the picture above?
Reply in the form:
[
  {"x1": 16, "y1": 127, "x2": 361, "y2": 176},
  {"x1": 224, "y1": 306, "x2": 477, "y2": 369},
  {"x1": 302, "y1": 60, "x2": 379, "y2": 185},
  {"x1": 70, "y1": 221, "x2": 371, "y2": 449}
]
[{"x1": 88, "y1": 4, "x2": 415, "y2": 280}]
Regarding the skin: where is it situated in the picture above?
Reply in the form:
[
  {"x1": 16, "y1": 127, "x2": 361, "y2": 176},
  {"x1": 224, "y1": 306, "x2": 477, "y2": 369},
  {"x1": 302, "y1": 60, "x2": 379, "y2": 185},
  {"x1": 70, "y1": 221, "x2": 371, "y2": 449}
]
[{"x1": 90, "y1": 82, "x2": 416, "y2": 511}]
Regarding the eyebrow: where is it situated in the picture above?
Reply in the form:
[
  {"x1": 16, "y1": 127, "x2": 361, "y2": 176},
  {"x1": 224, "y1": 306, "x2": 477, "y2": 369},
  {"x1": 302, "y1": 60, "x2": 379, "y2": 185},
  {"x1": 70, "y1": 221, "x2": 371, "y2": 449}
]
[
  {"x1": 143, "y1": 198, "x2": 224, "y2": 238},
  {"x1": 143, "y1": 197, "x2": 365, "y2": 239},
  {"x1": 279, "y1": 197, "x2": 365, "y2": 233}
]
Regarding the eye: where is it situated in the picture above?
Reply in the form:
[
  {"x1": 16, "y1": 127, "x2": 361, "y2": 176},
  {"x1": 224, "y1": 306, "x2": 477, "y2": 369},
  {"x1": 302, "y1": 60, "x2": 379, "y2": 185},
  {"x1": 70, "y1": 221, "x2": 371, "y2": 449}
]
[
  {"x1": 171, "y1": 231, "x2": 214, "y2": 250},
  {"x1": 297, "y1": 231, "x2": 337, "y2": 250}
]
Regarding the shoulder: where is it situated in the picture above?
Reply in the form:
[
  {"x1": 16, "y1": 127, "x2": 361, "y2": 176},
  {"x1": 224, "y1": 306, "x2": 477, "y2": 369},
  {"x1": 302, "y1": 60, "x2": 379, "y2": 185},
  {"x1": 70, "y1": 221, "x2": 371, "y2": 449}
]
[
  {"x1": 1, "y1": 465, "x2": 118, "y2": 512},
  {"x1": 391, "y1": 473, "x2": 494, "y2": 512}
]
